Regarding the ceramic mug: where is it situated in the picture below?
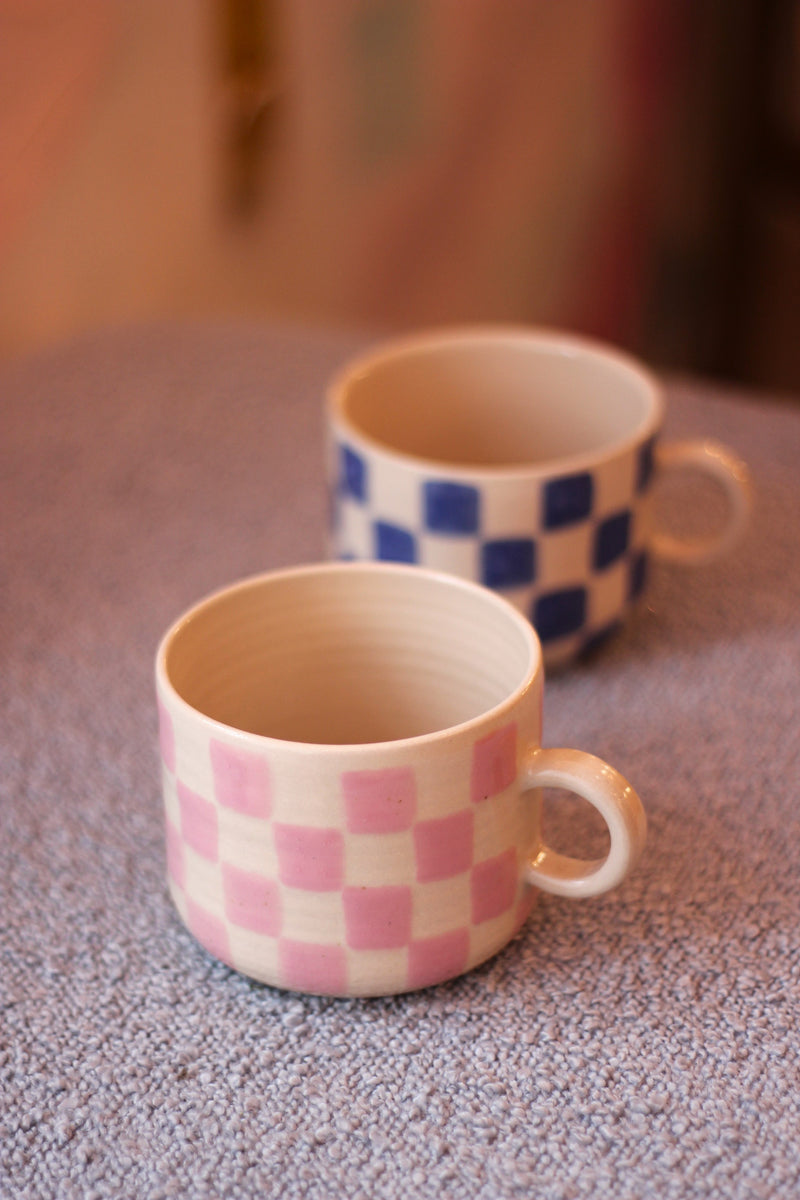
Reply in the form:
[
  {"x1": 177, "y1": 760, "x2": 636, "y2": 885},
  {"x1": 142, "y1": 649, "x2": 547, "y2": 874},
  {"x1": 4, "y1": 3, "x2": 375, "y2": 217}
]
[
  {"x1": 327, "y1": 326, "x2": 751, "y2": 666},
  {"x1": 156, "y1": 562, "x2": 646, "y2": 998}
]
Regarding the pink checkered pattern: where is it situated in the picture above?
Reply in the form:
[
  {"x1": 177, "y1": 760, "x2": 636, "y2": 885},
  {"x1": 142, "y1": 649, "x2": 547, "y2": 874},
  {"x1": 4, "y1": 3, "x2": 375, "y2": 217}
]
[{"x1": 160, "y1": 716, "x2": 537, "y2": 996}]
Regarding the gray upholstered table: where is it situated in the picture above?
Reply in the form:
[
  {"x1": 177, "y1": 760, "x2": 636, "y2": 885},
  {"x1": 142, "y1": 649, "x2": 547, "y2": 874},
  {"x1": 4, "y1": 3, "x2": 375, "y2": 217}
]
[{"x1": 2, "y1": 320, "x2": 799, "y2": 1199}]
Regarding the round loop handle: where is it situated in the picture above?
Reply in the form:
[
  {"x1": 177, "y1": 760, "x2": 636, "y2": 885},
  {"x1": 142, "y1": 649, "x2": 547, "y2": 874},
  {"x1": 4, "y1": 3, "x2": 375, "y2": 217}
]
[
  {"x1": 523, "y1": 748, "x2": 646, "y2": 899},
  {"x1": 651, "y1": 439, "x2": 751, "y2": 566}
]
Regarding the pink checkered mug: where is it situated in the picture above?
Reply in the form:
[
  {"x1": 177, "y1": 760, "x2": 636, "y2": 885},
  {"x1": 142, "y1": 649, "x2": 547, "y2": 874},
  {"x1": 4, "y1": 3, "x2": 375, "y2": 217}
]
[{"x1": 155, "y1": 562, "x2": 646, "y2": 997}]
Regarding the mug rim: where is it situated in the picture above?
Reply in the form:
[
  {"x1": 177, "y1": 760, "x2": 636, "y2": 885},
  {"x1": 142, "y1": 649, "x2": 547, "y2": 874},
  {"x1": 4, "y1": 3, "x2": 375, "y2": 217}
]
[
  {"x1": 156, "y1": 561, "x2": 542, "y2": 756},
  {"x1": 328, "y1": 323, "x2": 664, "y2": 479}
]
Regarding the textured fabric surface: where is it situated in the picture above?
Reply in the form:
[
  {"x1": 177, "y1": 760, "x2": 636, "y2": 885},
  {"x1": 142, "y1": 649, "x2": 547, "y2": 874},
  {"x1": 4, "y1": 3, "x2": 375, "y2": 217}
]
[{"x1": 2, "y1": 320, "x2": 799, "y2": 1199}]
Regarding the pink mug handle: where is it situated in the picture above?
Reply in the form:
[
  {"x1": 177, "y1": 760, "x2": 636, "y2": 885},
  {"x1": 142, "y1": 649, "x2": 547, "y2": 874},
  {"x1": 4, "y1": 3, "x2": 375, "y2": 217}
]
[{"x1": 522, "y1": 748, "x2": 647, "y2": 899}]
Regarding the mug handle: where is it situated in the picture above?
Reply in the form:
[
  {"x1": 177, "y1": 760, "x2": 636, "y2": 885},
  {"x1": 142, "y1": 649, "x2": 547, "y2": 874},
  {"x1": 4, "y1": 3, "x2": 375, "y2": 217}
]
[
  {"x1": 522, "y1": 748, "x2": 647, "y2": 898},
  {"x1": 650, "y1": 440, "x2": 752, "y2": 566}
]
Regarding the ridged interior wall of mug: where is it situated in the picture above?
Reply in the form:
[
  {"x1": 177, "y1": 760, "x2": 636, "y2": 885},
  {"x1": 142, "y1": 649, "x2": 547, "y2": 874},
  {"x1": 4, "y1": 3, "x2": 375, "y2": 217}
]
[
  {"x1": 164, "y1": 569, "x2": 536, "y2": 745},
  {"x1": 341, "y1": 335, "x2": 655, "y2": 467}
]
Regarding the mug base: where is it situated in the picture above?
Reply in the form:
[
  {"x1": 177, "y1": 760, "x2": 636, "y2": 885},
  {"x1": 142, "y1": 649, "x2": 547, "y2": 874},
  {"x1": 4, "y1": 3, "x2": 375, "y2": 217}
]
[{"x1": 167, "y1": 878, "x2": 540, "y2": 998}]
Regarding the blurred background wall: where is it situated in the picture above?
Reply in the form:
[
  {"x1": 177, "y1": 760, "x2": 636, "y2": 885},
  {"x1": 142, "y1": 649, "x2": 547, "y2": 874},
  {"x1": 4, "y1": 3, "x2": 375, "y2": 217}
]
[{"x1": 1, "y1": 0, "x2": 798, "y2": 391}]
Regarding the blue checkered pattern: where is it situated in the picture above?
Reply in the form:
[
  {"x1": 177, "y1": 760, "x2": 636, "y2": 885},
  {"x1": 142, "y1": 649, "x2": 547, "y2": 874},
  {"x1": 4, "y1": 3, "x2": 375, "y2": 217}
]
[{"x1": 331, "y1": 438, "x2": 655, "y2": 664}]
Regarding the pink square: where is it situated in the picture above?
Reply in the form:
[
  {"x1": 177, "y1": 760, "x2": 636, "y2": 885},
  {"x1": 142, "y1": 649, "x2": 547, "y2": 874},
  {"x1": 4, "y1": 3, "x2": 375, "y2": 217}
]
[
  {"x1": 471, "y1": 723, "x2": 517, "y2": 803},
  {"x1": 407, "y1": 929, "x2": 470, "y2": 991},
  {"x1": 210, "y1": 740, "x2": 272, "y2": 818},
  {"x1": 471, "y1": 848, "x2": 518, "y2": 924},
  {"x1": 273, "y1": 824, "x2": 343, "y2": 891},
  {"x1": 342, "y1": 767, "x2": 417, "y2": 833},
  {"x1": 158, "y1": 703, "x2": 175, "y2": 773},
  {"x1": 177, "y1": 781, "x2": 218, "y2": 862},
  {"x1": 343, "y1": 886, "x2": 412, "y2": 949},
  {"x1": 185, "y1": 899, "x2": 232, "y2": 967},
  {"x1": 222, "y1": 863, "x2": 281, "y2": 936},
  {"x1": 165, "y1": 819, "x2": 186, "y2": 890},
  {"x1": 279, "y1": 940, "x2": 347, "y2": 996},
  {"x1": 413, "y1": 810, "x2": 474, "y2": 882}
]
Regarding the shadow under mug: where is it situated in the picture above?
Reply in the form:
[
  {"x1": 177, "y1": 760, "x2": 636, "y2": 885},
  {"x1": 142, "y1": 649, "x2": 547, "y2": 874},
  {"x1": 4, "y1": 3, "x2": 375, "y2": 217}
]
[
  {"x1": 327, "y1": 326, "x2": 751, "y2": 667},
  {"x1": 155, "y1": 562, "x2": 646, "y2": 998}
]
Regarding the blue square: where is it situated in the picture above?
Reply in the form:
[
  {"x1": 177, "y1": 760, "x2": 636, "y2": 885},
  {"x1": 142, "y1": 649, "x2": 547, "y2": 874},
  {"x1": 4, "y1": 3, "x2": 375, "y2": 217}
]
[
  {"x1": 636, "y1": 438, "x2": 656, "y2": 493},
  {"x1": 340, "y1": 444, "x2": 367, "y2": 503},
  {"x1": 423, "y1": 480, "x2": 480, "y2": 535},
  {"x1": 543, "y1": 473, "x2": 594, "y2": 529},
  {"x1": 533, "y1": 587, "x2": 587, "y2": 642},
  {"x1": 375, "y1": 521, "x2": 417, "y2": 563},
  {"x1": 482, "y1": 539, "x2": 537, "y2": 588},
  {"x1": 628, "y1": 549, "x2": 648, "y2": 600},
  {"x1": 593, "y1": 510, "x2": 632, "y2": 570}
]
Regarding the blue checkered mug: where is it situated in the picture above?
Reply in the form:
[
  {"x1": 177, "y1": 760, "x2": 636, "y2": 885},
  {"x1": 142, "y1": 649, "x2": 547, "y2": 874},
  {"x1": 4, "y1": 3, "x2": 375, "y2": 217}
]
[{"x1": 327, "y1": 326, "x2": 751, "y2": 667}]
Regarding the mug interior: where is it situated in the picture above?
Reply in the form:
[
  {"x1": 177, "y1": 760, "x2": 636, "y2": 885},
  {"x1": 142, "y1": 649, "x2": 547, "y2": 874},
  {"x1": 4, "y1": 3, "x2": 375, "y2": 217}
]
[
  {"x1": 335, "y1": 330, "x2": 659, "y2": 468},
  {"x1": 161, "y1": 565, "x2": 537, "y2": 745}
]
